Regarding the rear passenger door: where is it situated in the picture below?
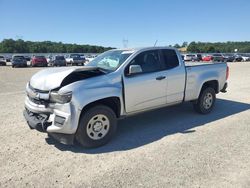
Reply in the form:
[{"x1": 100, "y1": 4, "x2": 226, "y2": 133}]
[{"x1": 160, "y1": 49, "x2": 186, "y2": 104}]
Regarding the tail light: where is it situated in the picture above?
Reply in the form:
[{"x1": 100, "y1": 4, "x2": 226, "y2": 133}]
[{"x1": 226, "y1": 66, "x2": 229, "y2": 80}]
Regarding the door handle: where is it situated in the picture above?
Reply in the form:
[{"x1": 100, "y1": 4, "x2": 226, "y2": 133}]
[{"x1": 156, "y1": 76, "x2": 166, "y2": 80}]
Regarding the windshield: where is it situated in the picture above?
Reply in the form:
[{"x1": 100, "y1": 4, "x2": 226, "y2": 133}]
[
  {"x1": 88, "y1": 50, "x2": 132, "y2": 71},
  {"x1": 56, "y1": 56, "x2": 65, "y2": 60},
  {"x1": 13, "y1": 56, "x2": 24, "y2": 60}
]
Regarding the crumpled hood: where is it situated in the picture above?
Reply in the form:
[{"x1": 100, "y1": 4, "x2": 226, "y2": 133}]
[{"x1": 30, "y1": 66, "x2": 101, "y2": 91}]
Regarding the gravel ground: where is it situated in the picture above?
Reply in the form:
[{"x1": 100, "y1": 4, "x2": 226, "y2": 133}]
[{"x1": 0, "y1": 63, "x2": 249, "y2": 188}]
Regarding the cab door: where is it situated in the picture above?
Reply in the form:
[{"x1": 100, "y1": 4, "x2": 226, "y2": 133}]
[{"x1": 123, "y1": 50, "x2": 168, "y2": 113}]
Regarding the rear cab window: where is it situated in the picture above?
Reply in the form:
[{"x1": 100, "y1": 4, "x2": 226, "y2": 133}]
[{"x1": 161, "y1": 49, "x2": 179, "y2": 69}]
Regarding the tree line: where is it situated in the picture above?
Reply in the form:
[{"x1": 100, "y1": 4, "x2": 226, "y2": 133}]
[
  {"x1": 185, "y1": 41, "x2": 250, "y2": 53},
  {"x1": 1, "y1": 39, "x2": 250, "y2": 54},
  {"x1": 0, "y1": 39, "x2": 113, "y2": 53}
]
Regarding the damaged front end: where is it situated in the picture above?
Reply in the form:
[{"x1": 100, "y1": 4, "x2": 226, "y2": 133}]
[
  {"x1": 23, "y1": 108, "x2": 51, "y2": 132},
  {"x1": 23, "y1": 66, "x2": 106, "y2": 145}
]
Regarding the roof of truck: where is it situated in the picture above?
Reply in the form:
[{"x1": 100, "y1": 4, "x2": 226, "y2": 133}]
[{"x1": 112, "y1": 46, "x2": 177, "y2": 52}]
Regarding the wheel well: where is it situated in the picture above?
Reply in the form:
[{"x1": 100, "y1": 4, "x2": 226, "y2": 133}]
[
  {"x1": 201, "y1": 80, "x2": 219, "y2": 93},
  {"x1": 81, "y1": 97, "x2": 121, "y2": 118}
]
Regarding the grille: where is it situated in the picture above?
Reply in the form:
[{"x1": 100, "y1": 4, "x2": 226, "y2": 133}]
[{"x1": 29, "y1": 96, "x2": 48, "y2": 106}]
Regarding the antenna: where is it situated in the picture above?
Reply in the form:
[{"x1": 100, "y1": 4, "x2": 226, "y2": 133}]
[
  {"x1": 122, "y1": 39, "x2": 128, "y2": 48},
  {"x1": 154, "y1": 40, "x2": 158, "y2": 47}
]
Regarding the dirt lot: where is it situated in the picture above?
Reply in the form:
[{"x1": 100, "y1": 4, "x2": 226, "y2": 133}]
[{"x1": 0, "y1": 63, "x2": 249, "y2": 187}]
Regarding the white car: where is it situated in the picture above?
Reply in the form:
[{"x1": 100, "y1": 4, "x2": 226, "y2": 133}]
[
  {"x1": 86, "y1": 54, "x2": 98, "y2": 63},
  {"x1": 66, "y1": 54, "x2": 86, "y2": 66},
  {"x1": 241, "y1": 55, "x2": 250, "y2": 62},
  {"x1": 183, "y1": 54, "x2": 196, "y2": 61}
]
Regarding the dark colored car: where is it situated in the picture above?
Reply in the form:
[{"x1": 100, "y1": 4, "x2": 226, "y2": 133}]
[
  {"x1": 31, "y1": 56, "x2": 48, "y2": 67},
  {"x1": 49, "y1": 55, "x2": 66, "y2": 66},
  {"x1": 225, "y1": 55, "x2": 235, "y2": 62},
  {"x1": 197, "y1": 54, "x2": 202, "y2": 61},
  {"x1": 225, "y1": 54, "x2": 243, "y2": 62},
  {"x1": 212, "y1": 54, "x2": 225, "y2": 62},
  {"x1": 0, "y1": 56, "x2": 7, "y2": 66},
  {"x1": 234, "y1": 54, "x2": 243, "y2": 62},
  {"x1": 11, "y1": 55, "x2": 27, "y2": 68}
]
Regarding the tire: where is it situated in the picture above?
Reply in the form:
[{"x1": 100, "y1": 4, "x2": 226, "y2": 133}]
[
  {"x1": 193, "y1": 87, "x2": 216, "y2": 114},
  {"x1": 76, "y1": 105, "x2": 117, "y2": 148}
]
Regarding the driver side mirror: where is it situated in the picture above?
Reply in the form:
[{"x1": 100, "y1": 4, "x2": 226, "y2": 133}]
[{"x1": 129, "y1": 65, "x2": 142, "y2": 75}]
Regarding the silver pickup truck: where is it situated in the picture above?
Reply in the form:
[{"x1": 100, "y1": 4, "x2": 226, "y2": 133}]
[{"x1": 23, "y1": 47, "x2": 228, "y2": 148}]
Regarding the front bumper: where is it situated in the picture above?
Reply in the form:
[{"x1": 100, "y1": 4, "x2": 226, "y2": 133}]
[
  {"x1": 23, "y1": 107, "x2": 75, "y2": 145},
  {"x1": 24, "y1": 96, "x2": 81, "y2": 145},
  {"x1": 12, "y1": 63, "x2": 27, "y2": 67},
  {"x1": 23, "y1": 108, "x2": 50, "y2": 132}
]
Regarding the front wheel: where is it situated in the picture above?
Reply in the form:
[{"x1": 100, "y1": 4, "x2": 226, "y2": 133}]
[
  {"x1": 76, "y1": 105, "x2": 117, "y2": 148},
  {"x1": 193, "y1": 87, "x2": 216, "y2": 114}
]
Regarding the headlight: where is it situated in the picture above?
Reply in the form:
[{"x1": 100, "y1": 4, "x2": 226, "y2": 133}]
[{"x1": 50, "y1": 91, "x2": 72, "y2": 104}]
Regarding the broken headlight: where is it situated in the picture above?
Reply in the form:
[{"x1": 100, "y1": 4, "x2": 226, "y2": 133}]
[{"x1": 50, "y1": 91, "x2": 72, "y2": 104}]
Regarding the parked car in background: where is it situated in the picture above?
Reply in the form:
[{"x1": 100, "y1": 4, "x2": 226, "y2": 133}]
[
  {"x1": 46, "y1": 55, "x2": 53, "y2": 64},
  {"x1": 190, "y1": 54, "x2": 202, "y2": 62},
  {"x1": 0, "y1": 56, "x2": 7, "y2": 66},
  {"x1": 66, "y1": 54, "x2": 86, "y2": 66},
  {"x1": 49, "y1": 55, "x2": 66, "y2": 66},
  {"x1": 202, "y1": 54, "x2": 213, "y2": 61},
  {"x1": 31, "y1": 56, "x2": 48, "y2": 67},
  {"x1": 212, "y1": 53, "x2": 225, "y2": 62},
  {"x1": 183, "y1": 54, "x2": 196, "y2": 61},
  {"x1": 224, "y1": 54, "x2": 235, "y2": 62},
  {"x1": 196, "y1": 54, "x2": 203, "y2": 61},
  {"x1": 11, "y1": 55, "x2": 27, "y2": 68},
  {"x1": 233, "y1": 54, "x2": 243, "y2": 62},
  {"x1": 86, "y1": 54, "x2": 98, "y2": 63},
  {"x1": 241, "y1": 55, "x2": 250, "y2": 62}
]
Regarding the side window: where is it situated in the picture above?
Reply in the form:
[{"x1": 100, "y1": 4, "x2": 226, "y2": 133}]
[
  {"x1": 161, "y1": 49, "x2": 179, "y2": 69},
  {"x1": 129, "y1": 50, "x2": 163, "y2": 74}
]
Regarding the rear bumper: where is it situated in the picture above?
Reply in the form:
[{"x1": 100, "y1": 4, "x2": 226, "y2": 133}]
[
  {"x1": 23, "y1": 108, "x2": 74, "y2": 145},
  {"x1": 32, "y1": 62, "x2": 47, "y2": 67}
]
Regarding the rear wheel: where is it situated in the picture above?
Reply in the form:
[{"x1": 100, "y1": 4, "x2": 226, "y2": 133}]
[
  {"x1": 193, "y1": 87, "x2": 216, "y2": 114},
  {"x1": 76, "y1": 105, "x2": 117, "y2": 148}
]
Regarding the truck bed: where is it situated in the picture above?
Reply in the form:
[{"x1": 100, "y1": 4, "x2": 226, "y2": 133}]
[{"x1": 184, "y1": 61, "x2": 227, "y2": 102}]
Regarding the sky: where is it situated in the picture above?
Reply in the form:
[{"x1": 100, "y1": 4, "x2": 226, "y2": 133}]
[{"x1": 0, "y1": 0, "x2": 250, "y2": 48}]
